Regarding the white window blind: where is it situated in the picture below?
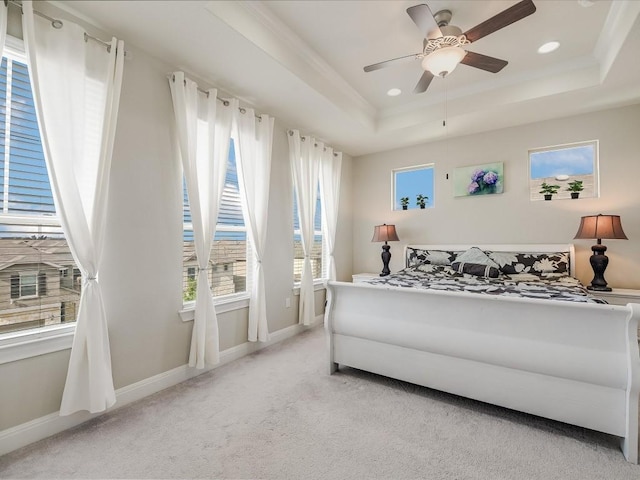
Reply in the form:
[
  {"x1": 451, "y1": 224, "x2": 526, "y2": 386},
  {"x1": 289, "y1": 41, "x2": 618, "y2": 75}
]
[
  {"x1": 293, "y1": 186, "x2": 324, "y2": 282},
  {"x1": 183, "y1": 140, "x2": 248, "y2": 302},
  {"x1": 0, "y1": 52, "x2": 80, "y2": 334}
]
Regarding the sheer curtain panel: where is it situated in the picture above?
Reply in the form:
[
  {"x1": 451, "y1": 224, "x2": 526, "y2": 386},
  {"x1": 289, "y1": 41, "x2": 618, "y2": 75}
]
[
  {"x1": 288, "y1": 130, "x2": 321, "y2": 326},
  {"x1": 0, "y1": 1, "x2": 7, "y2": 56},
  {"x1": 22, "y1": 2, "x2": 125, "y2": 415},
  {"x1": 169, "y1": 72, "x2": 235, "y2": 368},
  {"x1": 234, "y1": 110, "x2": 274, "y2": 342},
  {"x1": 319, "y1": 149, "x2": 342, "y2": 281}
]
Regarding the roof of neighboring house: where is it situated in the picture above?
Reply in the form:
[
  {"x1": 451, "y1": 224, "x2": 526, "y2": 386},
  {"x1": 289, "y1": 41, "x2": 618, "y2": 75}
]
[{"x1": 0, "y1": 239, "x2": 76, "y2": 272}]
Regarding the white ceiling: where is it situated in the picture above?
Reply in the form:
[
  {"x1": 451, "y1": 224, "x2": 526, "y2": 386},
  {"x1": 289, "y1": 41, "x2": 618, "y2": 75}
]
[{"x1": 54, "y1": 0, "x2": 640, "y2": 157}]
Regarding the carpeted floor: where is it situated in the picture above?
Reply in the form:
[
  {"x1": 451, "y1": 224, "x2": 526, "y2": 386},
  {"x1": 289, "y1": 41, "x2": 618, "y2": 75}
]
[{"x1": 1, "y1": 325, "x2": 639, "y2": 479}]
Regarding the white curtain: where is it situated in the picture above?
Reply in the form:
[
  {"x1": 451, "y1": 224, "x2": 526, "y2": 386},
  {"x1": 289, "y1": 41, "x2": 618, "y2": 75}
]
[
  {"x1": 319, "y1": 148, "x2": 342, "y2": 281},
  {"x1": 288, "y1": 130, "x2": 321, "y2": 326},
  {"x1": 0, "y1": 0, "x2": 7, "y2": 57},
  {"x1": 169, "y1": 72, "x2": 235, "y2": 369},
  {"x1": 23, "y1": 2, "x2": 124, "y2": 415},
  {"x1": 234, "y1": 110, "x2": 274, "y2": 342}
]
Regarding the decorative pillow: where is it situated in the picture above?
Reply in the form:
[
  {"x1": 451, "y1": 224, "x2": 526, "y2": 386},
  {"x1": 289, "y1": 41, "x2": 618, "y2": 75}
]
[
  {"x1": 454, "y1": 247, "x2": 500, "y2": 269},
  {"x1": 487, "y1": 251, "x2": 569, "y2": 275},
  {"x1": 407, "y1": 248, "x2": 458, "y2": 267},
  {"x1": 451, "y1": 261, "x2": 500, "y2": 278}
]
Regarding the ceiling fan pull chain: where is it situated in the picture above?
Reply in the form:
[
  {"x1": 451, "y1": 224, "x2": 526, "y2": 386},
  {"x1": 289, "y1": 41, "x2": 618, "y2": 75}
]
[{"x1": 443, "y1": 78, "x2": 448, "y2": 128}]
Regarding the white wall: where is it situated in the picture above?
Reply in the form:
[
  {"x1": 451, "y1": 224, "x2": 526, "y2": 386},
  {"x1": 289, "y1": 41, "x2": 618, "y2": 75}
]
[
  {"x1": 352, "y1": 104, "x2": 640, "y2": 290},
  {"x1": 0, "y1": 5, "x2": 353, "y2": 432}
]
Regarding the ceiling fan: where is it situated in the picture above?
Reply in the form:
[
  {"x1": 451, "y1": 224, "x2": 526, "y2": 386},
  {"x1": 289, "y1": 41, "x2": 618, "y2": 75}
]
[{"x1": 364, "y1": 0, "x2": 537, "y2": 94}]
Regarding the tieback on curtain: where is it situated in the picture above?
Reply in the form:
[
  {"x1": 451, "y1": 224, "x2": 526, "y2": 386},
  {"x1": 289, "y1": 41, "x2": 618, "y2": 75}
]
[
  {"x1": 286, "y1": 130, "x2": 340, "y2": 157},
  {"x1": 86, "y1": 277, "x2": 97, "y2": 281},
  {"x1": 8, "y1": 0, "x2": 124, "y2": 54},
  {"x1": 197, "y1": 266, "x2": 211, "y2": 272}
]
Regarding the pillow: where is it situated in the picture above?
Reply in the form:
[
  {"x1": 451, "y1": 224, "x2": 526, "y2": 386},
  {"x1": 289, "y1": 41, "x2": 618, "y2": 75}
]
[
  {"x1": 455, "y1": 247, "x2": 500, "y2": 269},
  {"x1": 407, "y1": 248, "x2": 458, "y2": 267},
  {"x1": 487, "y1": 251, "x2": 569, "y2": 275},
  {"x1": 451, "y1": 261, "x2": 500, "y2": 278}
]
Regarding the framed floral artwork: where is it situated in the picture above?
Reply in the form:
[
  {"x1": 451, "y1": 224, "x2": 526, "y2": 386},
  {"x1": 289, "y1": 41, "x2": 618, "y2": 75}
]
[{"x1": 453, "y1": 162, "x2": 504, "y2": 197}]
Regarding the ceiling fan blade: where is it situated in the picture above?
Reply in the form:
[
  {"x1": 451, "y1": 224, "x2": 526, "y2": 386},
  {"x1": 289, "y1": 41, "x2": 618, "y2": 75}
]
[
  {"x1": 407, "y1": 4, "x2": 443, "y2": 40},
  {"x1": 463, "y1": 0, "x2": 536, "y2": 43},
  {"x1": 460, "y1": 50, "x2": 508, "y2": 73},
  {"x1": 364, "y1": 53, "x2": 421, "y2": 72},
  {"x1": 413, "y1": 71, "x2": 434, "y2": 94}
]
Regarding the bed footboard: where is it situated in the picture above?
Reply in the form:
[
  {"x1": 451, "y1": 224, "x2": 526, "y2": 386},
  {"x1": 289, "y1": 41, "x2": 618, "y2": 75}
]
[{"x1": 324, "y1": 281, "x2": 640, "y2": 463}]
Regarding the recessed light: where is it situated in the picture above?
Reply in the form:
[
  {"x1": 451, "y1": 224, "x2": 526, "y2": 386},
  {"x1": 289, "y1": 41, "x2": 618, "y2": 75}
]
[
  {"x1": 538, "y1": 41, "x2": 560, "y2": 54},
  {"x1": 387, "y1": 88, "x2": 401, "y2": 97},
  {"x1": 578, "y1": 0, "x2": 595, "y2": 7}
]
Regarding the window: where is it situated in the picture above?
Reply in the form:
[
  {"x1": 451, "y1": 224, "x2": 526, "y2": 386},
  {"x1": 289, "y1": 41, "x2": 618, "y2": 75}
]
[
  {"x1": 293, "y1": 186, "x2": 324, "y2": 282},
  {"x1": 393, "y1": 164, "x2": 435, "y2": 210},
  {"x1": 17, "y1": 273, "x2": 37, "y2": 298},
  {"x1": 183, "y1": 140, "x2": 248, "y2": 304},
  {"x1": 0, "y1": 40, "x2": 80, "y2": 335},
  {"x1": 529, "y1": 140, "x2": 599, "y2": 201}
]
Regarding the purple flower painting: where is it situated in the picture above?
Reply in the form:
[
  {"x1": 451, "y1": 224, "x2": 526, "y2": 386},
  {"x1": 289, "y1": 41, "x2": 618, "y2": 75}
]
[{"x1": 453, "y1": 162, "x2": 504, "y2": 197}]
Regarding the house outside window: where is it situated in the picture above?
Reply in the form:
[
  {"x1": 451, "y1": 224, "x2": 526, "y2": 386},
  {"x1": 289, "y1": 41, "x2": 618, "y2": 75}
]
[
  {"x1": 293, "y1": 186, "x2": 324, "y2": 283},
  {"x1": 182, "y1": 140, "x2": 248, "y2": 304},
  {"x1": 0, "y1": 38, "x2": 81, "y2": 335}
]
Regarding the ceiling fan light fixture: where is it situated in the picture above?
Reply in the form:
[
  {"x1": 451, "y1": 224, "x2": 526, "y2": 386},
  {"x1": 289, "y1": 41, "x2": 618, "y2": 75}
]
[{"x1": 422, "y1": 46, "x2": 466, "y2": 77}]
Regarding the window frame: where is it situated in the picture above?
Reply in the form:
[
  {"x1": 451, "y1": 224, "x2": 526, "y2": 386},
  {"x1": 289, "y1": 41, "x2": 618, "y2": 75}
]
[
  {"x1": 180, "y1": 136, "x2": 252, "y2": 315},
  {"x1": 0, "y1": 36, "x2": 78, "y2": 363},
  {"x1": 18, "y1": 272, "x2": 38, "y2": 299},
  {"x1": 528, "y1": 140, "x2": 599, "y2": 201},
  {"x1": 293, "y1": 184, "x2": 326, "y2": 287},
  {"x1": 391, "y1": 163, "x2": 435, "y2": 211}
]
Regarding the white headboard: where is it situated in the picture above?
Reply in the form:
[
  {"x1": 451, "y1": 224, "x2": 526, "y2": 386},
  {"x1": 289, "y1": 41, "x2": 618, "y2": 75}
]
[{"x1": 404, "y1": 244, "x2": 576, "y2": 277}]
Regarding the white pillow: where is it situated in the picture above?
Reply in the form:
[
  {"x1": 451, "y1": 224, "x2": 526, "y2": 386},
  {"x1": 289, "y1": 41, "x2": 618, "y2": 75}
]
[{"x1": 455, "y1": 247, "x2": 500, "y2": 269}]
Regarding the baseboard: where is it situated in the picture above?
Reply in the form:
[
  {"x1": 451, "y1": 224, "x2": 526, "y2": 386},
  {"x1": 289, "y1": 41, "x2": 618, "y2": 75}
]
[{"x1": 0, "y1": 315, "x2": 323, "y2": 457}]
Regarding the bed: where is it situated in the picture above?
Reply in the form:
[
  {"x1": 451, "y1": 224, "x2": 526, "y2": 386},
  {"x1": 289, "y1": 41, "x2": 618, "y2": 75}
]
[{"x1": 324, "y1": 244, "x2": 640, "y2": 463}]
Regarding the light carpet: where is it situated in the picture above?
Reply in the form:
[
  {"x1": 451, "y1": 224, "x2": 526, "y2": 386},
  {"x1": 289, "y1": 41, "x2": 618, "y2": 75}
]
[{"x1": 1, "y1": 325, "x2": 639, "y2": 479}]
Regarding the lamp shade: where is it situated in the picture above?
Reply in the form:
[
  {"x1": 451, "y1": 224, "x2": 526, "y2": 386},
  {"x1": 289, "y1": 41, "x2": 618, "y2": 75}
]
[
  {"x1": 574, "y1": 214, "x2": 628, "y2": 240},
  {"x1": 372, "y1": 224, "x2": 399, "y2": 243},
  {"x1": 421, "y1": 46, "x2": 467, "y2": 77}
]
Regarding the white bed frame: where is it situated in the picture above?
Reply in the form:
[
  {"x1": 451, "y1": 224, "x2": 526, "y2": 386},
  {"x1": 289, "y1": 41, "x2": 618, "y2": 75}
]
[{"x1": 325, "y1": 244, "x2": 640, "y2": 462}]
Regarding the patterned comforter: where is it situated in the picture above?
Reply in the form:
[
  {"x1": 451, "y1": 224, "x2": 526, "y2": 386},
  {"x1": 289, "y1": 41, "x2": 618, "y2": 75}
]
[{"x1": 363, "y1": 264, "x2": 606, "y2": 304}]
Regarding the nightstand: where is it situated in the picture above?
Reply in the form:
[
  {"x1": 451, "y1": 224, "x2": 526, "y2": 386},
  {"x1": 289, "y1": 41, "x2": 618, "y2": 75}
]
[
  {"x1": 590, "y1": 289, "x2": 640, "y2": 306},
  {"x1": 591, "y1": 289, "x2": 640, "y2": 339},
  {"x1": 352, "y1": 273, "x2": 379, "y2": 283}
]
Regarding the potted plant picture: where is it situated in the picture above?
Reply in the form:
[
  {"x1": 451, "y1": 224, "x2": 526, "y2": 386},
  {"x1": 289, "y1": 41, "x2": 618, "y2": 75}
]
[
  {"x1": 566, "y1": 180, "x2": 584, "y2": 199},
  {"x1": 539, "y1": 182, "x2": 560, "y2": 200},
  {"x1": 400, "y1": 197, "x2": 409, "y2": 210},
  {"x1": 416, "y1": 194, "x2": 428, "y2": 209}
]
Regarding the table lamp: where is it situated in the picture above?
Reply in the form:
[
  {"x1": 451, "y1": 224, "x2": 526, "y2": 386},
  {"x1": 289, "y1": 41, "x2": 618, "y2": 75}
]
[
  {"x1": 371, "y1": 224, "x2": 399, "y2": 276},
  {"x1": 574, "y1": 214, "x2": 628, "y2": 291}
]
